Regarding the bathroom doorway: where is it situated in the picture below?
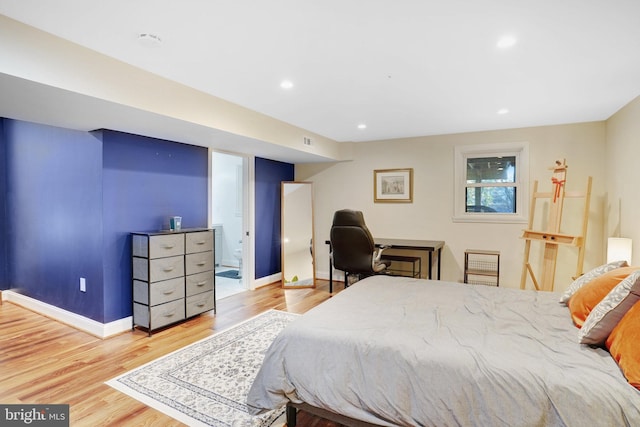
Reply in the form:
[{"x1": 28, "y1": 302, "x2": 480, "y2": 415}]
[{"x1": 211, "y1": 151, "x2": 250, "y2": 300}]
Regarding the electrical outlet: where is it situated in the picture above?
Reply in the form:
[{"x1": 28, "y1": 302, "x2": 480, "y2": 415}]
[
  {"x1": 80, "y1": 277, "x2": 86, "y2": 292},
  {"x1": 303, "y1": 136, "x2": 313, "y2": 146}
]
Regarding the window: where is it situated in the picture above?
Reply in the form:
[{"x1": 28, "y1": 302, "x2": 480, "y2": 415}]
[
  {"x1": 454, "y1": 142, "x2": 529, "y2": 223},
  {"x1": 465, "y1": 156, "x2": 516, "y2": 213}
]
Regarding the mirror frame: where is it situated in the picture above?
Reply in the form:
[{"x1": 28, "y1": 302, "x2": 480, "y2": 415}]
[{"x1": 281, "y1": 181, "x2": 316, "y2": 288}]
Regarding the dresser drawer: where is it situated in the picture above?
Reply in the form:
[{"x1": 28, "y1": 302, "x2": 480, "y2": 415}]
[
  {"x1": 134, "y1": 299, "x2": 185, "y2": 329},
  {"x1": 186, "y1": 291, "x2": 214, "y2": 317},
  {"x1": 132, "y1": 233, "x2": 184, "y2": 259},
  {"x1": 185, "y1": 230, "x2": 214, "y2": 254},
  {"x1": 133, "y1": 255, "x2": 185, "y2": 283},
  {"x1": 134, "y1": 276, "x2": 185, "y2": 306},
  {"x1": 134, "y1": 255, "x2": 186, "y2": 282},
  {"x1": 185, "y1": 252, "x2": 213, "y2": 275},
  {"x1": 185, "y1": 271, "x2": 214, "y2": 296},
  {"x1": 151, "y1": 255, "x2": 185, "y2": 282},
  {"x1": 149, "y1": 234, "x2": 185, "y2": 258}
]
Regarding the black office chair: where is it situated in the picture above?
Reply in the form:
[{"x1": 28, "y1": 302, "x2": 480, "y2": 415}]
[{"x1": 330, "y1": 209, "x2": 390, "y2": 287}]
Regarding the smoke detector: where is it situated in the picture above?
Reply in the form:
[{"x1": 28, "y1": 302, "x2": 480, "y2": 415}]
[{"x1": 137, "y1": 33, "x2": 163, "y2": 47}]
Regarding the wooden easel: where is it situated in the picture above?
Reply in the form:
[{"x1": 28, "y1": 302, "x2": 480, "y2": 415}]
[{"x1": 520, "y1": 160, "x2": 592, "y2": 291}]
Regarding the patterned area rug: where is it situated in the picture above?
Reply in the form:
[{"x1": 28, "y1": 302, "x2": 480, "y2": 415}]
[{"x1": 107, "y1": 310, "x2": 298, "y2": 426}]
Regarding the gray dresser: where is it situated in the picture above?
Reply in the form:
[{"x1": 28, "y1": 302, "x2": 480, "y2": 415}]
[{"x1": 132, "y1": 228, "x2": 215, "y2": 335}]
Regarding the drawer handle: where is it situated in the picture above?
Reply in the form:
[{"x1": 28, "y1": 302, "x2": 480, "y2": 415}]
[
  {"x1": 197, "y1": 281, "x2": 207, "y2": 286},
  {"x1": 196, "y1": 303, "x2": 206, "y2": 307},
  {"x1": 163, "y1": 244, "x2": 175, "y2": 249},
  {"x1": 162, "y1": 290, "x2": 175, "y2": 295},
  {"x1": 196, "y1": 261, "x2": 206, "y2": 266},
  {"x1": 163, "y1": 266, "x2": 175, "y2": 272},
  {"x1": 163, "y1": 310, "x2": 176, "y2": 318},
  {"x1": 196, "y1": 241, "x2": 206, "y2": 245}
]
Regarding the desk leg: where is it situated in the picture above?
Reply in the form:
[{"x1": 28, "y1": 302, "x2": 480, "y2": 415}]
[
  {"x1": 437, "y1": 248, "x2": 442, "y2": 280},
  {"x1": 428, "y1": 252, "x2": 433, "y2": 279},
  {"x1": 329, "y1": 257, "x2": 333, "y2": 293}
]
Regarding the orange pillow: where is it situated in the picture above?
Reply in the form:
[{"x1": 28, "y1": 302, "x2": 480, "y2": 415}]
[
  {"x1": 568, "y1": 266, "x2": 638, "y2": 328},
  {"x1": 606, "y1": 301, "x2": 640, "y2": 390}
]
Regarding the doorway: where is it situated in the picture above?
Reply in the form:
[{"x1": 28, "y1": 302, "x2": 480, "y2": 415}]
[{"x1": 211, "y1": 151, "x2": 250, "y2": 300}]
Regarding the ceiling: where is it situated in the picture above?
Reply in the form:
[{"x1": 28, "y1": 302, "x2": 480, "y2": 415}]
[{"x1": 1, "y1": 0, "x2": 639, "y2": 146}]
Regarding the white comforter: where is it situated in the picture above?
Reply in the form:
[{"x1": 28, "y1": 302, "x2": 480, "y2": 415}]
[{"x1": 247, "y1": 276, "x2": 640, "y2": 426}]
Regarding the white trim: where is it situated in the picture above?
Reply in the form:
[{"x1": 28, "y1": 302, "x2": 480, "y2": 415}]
[
  {"x1": 244, "y1": 155, "x2": 256, "y2": 291},
  {"x1": 453, "y1": 141, "x2": 529, "y2": 224},
  {"x1": 235, "y1": 164, "x2": 243, "y2": 216},
  {"x1": 210, "y1": 150, "x2": 255, "y2": 291},
  {"x1": 220, "y1": 257, "x2": 240, "y2": 268},
  {"x1": 2, "y1": 291, "x2": 132, "y2": 338},
  {"x1": 253, "y1": 272, "x2": 282, "y2": 289},
  {"x1": 315, "y1": 269, "x2": 338, "y2": 281}
]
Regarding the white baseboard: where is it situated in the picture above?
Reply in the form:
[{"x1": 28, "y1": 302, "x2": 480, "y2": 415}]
[
  {"x1": 252, "y1": 272, "x2": 282, "y2": 289},
  {"x1": 1, "y1": 270, "x2": 338, "y2": 337},
  {"x1": 250, "y1": 270, "x2": 341, "y2": 288},
  {"x1": 219, "y1": 258, "x2": 240, "y2": 269},
  {"x1": 316, "y1": 269, "x2": 344, "y2": 282},
  {"x1": 2, "y1": 291, "x2": 132, "y2": 339}
]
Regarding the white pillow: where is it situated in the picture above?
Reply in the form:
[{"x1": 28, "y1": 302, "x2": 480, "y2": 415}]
[{"x1": 559, "y1": 260, "x2": 628, "y2": 305}]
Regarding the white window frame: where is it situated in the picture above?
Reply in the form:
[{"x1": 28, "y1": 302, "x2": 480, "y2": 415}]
[{"x1": 453, "y1": 142, "x2": 529, "y2": 224}]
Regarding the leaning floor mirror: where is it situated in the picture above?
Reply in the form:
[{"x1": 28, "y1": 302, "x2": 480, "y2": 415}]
[{"x1": 281, "y1": 181, "x2": 316, "y2": 288}]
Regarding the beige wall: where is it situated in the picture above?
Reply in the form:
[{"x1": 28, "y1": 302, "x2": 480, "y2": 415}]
[
  {"x1": 605, "y1": 95, "x2": 640, "y2": 265},
  {"x1": 299, "y1": 121, "x2": 608, "y2": 292}
]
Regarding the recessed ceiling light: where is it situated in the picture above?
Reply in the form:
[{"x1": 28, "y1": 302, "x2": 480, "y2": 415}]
[
  {"x1": 280, "y1": 80, "x2": 294, "y2": 90},
  {"x1": 497, "y1": 108, "x2": 510, "y2": 115},
  {"x1": 137, "y1": 33, "x2": 162, "y2": 47},
  {"x1": 496, "y1": 35, "x2": 517, "y2": 49},
  {"x1": 357, "y1": 124, "x2": 367, "y2": 129}
]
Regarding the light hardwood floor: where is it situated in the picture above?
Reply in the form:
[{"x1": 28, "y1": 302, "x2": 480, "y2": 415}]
[{"x1": 0, "y1": 280, "x2": 345, "y2": 426}]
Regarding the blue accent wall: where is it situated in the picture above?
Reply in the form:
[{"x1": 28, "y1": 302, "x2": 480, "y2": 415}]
[
  {"x1": 4, "y1": 120, "x2": 104, "y2": 317},
  {"x1": 254, "y1": 157, "x2": 294, "y2": 278},
  {"x1": 101, "y1": 130, "x2": 208, "y2": 322},
  {"x1": 3, "y1": 120, "x2": 208, "y2": 323},
  {"x1": 1, "y1": 117, "x2": 290, "y2": 323},
  {"x1": 0, "y1": 119, "x2": 9, "y2": 289}
]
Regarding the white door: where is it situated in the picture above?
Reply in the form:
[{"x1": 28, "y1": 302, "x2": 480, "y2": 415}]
[{"x1": 210, "y1": 150, "x2": 253, "y2": 297}]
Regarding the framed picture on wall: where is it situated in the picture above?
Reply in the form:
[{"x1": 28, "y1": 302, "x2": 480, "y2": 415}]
[{"x1": 374, "y1": 168, "x2": 413, "y2": 203}]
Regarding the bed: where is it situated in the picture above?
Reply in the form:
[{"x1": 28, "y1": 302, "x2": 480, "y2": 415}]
[{"x1": 246, "y1": 275, "x2": 640, "y2": 426}]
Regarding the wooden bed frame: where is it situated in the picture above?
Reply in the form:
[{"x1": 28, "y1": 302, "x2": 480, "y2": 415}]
[{"x1": 286, "y1": 402, "x2": 380, "y2": 427}]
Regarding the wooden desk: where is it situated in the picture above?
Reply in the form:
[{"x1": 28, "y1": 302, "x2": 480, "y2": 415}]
[{"x1": 326, "y1": 238, "x2": 444, "y2": 293}]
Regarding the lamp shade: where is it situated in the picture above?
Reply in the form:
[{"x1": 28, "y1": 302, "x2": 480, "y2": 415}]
[{"x1": 607, "y1": 237, "x2": 633, "y2": 264}]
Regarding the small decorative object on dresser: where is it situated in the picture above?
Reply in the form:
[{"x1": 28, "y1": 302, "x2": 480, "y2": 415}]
[{"x1": 131, "y1": 228, "x2": 215, "y2": 335}]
